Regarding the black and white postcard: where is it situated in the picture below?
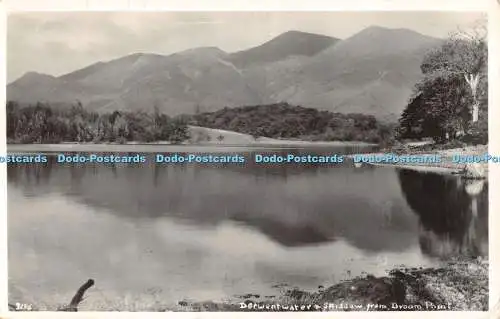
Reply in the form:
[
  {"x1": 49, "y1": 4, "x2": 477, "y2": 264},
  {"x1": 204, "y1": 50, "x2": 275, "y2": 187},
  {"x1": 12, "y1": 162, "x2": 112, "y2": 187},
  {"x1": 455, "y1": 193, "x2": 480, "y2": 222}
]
[{"x1": 2, "y1": 2, "x2": 497, "y2": 317}]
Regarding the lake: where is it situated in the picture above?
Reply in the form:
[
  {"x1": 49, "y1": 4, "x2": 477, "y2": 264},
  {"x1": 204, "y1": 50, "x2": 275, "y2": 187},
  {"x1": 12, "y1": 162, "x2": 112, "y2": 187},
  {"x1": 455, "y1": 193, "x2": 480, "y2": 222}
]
[{"x1": 7, "y1": 146, "x2": 488, "y2": 311}]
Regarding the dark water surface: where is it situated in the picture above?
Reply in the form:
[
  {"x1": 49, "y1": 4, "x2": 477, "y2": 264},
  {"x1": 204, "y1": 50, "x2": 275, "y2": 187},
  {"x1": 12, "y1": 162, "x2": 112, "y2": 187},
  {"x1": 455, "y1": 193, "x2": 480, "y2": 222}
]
[{"x1": 7, "y1": 146, "x2": 488, "y2": 310}]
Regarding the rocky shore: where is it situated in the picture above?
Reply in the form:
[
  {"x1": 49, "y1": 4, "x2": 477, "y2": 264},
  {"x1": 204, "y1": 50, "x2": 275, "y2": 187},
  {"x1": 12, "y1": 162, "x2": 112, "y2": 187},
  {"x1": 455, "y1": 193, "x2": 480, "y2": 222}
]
[
  {"x1": 8, "y1": 258, "x2": 488, "y2": 312},
  {"x1": 179, "y1": 258, "x2": 488, "y2": 312}
]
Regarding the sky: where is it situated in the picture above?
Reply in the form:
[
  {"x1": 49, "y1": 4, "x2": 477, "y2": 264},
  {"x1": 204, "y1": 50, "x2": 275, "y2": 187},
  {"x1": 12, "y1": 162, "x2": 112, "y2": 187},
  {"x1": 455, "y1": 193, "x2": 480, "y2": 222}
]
[{"x1": 7, "y1": 11, "x2": 485, "y2": 83}]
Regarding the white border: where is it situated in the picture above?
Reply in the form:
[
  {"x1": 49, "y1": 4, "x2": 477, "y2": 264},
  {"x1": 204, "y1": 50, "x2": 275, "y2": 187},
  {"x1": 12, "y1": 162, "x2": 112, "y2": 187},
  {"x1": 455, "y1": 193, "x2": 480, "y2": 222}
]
[
  {"x1": 0, "y1": 0, "x2": 7, "y2": 316},
  {"x1": 1, "y1": 1, "x2": 499, "y2": 319},
  {"x1": 0, "y1": 0, "x2": 495, "y2": 11},
  {"x1": 489, "y1": 1, "x2": 500, "y2": 318}
]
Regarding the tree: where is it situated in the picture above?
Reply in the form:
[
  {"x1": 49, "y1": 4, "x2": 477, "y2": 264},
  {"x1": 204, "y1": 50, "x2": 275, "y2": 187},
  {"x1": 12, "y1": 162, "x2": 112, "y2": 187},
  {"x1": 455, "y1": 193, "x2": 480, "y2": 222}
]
[
  {"x1": 398, "y1": 18, "x2": 487, "y2": 142},
  {"x1": 6, "y1": 101, "x2": 19, "y2": 139},
  {"x1": 420, "y1": 18, "x2": 487, "y2": 127},
  {"x1": 6, "y1": 101, "x2": 192, "y2": 144}
]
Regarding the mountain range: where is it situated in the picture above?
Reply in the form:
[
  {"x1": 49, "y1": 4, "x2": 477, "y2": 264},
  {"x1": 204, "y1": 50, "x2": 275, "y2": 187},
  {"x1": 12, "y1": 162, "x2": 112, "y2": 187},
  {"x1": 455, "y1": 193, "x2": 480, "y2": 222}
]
[{"x1": 7, "y1": 26, "x2": 443, "y2": 121}]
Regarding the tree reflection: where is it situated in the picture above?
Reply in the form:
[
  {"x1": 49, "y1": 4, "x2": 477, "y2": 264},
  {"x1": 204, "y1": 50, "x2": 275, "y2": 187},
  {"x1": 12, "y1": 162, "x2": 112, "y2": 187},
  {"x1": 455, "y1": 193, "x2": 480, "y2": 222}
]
[
  {"x1": 397, "y1": 168, "x2": 488, "y2": 259},
  {"x1": 12, "y1": 153, "x2": 487, "y2": 257}
]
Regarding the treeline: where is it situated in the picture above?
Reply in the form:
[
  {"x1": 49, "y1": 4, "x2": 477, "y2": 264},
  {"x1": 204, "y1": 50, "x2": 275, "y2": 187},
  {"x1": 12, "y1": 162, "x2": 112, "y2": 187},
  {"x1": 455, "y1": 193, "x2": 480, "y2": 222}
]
[
  {"x1": 398, "y1": 23, "x2": 488, "y2": 145},
  {"x1": 190, "y1": 102, "x2": 395, "y2": 144},
  {"x1": 6, "y1": 101, "x2": 395, "y2": 145},
  {"x1": 6, "y1": 101, "x2": 189, "y2": 144}
]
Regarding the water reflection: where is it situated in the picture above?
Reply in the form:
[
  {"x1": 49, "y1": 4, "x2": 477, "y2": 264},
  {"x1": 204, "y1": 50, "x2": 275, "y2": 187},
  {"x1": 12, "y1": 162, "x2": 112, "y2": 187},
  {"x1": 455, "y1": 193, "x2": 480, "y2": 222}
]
[
  {"x1": 8, "y1": 152, "x2": 487, "y2": 259},
  {"x1": 397, "y1": 168, "x2": 488, "y2": 259},
  {"x1": 7, "y1": 150, "x2": 488, "y2": 307},
  {"x1": 8, "y1": 153, "x2": 418, "y2": 251}
]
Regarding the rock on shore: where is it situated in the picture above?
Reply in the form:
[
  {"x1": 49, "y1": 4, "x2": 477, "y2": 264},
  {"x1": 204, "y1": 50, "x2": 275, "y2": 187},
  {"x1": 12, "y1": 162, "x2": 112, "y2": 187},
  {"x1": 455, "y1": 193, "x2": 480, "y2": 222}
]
[
  {"x1": 462, "y1": 163, "x2": 487, "y2": 179},
  {"x1": 280, "y1": 258, "x2": 488, "y2": 311}
]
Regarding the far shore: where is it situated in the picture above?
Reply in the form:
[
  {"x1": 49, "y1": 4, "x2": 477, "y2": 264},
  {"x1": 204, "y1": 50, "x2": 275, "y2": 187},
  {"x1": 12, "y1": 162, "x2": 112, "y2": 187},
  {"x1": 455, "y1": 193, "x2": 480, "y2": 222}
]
[
  {"x1": 6, "y1": 135, "x2": 378, "y2": 153},
  {"x1": 6, "y1": 140, "x2": 376, "y2": 154},
  {"x1": 6, "y1": 125, "x2": 378, "y2": 150},
  {"x1": 5, "y1": 123, "x2": 489, "y2": 179}
]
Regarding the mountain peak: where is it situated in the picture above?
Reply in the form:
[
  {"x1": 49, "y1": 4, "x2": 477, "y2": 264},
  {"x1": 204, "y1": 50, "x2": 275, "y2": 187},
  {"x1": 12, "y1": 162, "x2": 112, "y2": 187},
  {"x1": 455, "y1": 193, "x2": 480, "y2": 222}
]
[
  {"x1": 8, "y1": 26, "x2": 443, "y2": 121},
  {"x1": 111, "y1": 52, "x2": 166, "y2": 63},
  {"x1": 363, "y1": 25, "x2": 392, "y2": 31},
  {"x1": 21, "y1": 71, "x2": 55, "y2": 79},
  {"x1": 355, "y1": 25, "x2": 437, "y2": 40},
  {"x1": 229, "y1": 30, "x2": 339, "y2": 68},
  {"x1": 279, "y1": 30, "x2": 329, "y2": 37},
  {"x1": 177, "y1": 46, "x2": 227, "y2": 56},
  {"x1": 315, "y1": 25, "x2": 441, "y2": 59},
  {"x1": 10, "y1": 71, "x2": 57, "y2": 85}
]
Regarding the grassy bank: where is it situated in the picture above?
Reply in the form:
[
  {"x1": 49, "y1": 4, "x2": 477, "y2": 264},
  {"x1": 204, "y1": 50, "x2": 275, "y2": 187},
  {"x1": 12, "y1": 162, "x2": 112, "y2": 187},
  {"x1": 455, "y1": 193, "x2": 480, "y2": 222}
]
[
  {"x1": 6, "y1": 125, "x2": 378, "y2": 153},
  {"x1": 187, "y1": 126, "x2": 377, "y2": 146}
]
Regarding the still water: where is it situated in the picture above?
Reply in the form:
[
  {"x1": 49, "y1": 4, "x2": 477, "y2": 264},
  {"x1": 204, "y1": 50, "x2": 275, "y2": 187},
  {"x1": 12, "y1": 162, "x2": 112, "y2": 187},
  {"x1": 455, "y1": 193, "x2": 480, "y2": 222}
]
[{"x1": 7, "y1": 147, "x2": 488, "y2": 311}]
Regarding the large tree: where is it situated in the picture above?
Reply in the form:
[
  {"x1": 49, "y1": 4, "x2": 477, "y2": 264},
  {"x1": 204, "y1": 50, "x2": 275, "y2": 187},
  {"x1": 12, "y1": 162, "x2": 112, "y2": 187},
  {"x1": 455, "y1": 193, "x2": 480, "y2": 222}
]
[{"x1": 399, "y1": 18, "x2": 487, "y2": 141}]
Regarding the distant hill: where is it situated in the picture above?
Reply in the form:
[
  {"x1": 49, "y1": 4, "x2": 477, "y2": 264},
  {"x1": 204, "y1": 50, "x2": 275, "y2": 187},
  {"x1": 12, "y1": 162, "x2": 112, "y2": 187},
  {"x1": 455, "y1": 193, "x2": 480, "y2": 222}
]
[{"x1": 7, "y1": 26, "x2": 443, "y2": 120}]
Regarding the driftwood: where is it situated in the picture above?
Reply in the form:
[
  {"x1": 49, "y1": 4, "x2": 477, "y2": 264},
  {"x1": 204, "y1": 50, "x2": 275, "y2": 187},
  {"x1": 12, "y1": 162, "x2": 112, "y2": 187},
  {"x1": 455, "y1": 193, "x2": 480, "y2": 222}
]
[
  {"x1": 8, "y1": 279, "x2": 94, "y2": 312},
  {"x1": 58, "y1": 279, "x2": 95, "y2": 312}
]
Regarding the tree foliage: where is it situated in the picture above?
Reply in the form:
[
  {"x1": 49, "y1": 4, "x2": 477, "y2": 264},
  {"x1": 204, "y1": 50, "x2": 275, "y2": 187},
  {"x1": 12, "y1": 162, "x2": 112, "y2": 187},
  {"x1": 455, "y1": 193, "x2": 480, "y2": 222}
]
[
  {"x1": 398, "y1": 20, "x2": 488, "y2": 144},
  {"x1": 6, "y1": 101, "x2": 189, "y2": 144},
  {"x1": 190, "y1": 102, "x2": 394, "y2": 144}
]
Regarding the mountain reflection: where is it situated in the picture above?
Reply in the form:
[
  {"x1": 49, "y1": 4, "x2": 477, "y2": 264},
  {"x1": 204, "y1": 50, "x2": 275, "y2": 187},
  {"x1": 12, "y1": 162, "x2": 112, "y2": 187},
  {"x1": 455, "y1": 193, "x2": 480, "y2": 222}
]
[
  {"x1": 397, "y1": 168, "x2": 488, "y2": 258},
  {"x1": 7, "y1": 151, "x2": 487, "y2": 259}
]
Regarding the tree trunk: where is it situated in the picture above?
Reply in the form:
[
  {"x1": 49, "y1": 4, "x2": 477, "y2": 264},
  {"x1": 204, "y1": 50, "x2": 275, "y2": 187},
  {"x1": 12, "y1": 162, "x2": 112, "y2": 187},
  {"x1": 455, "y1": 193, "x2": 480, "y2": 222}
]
[
  {"x1": 472, "y1": 102, "x2": 479, "y2": 123},
  {"x1": 464, "y1": 73, "x2": 480, "y2": 124}
]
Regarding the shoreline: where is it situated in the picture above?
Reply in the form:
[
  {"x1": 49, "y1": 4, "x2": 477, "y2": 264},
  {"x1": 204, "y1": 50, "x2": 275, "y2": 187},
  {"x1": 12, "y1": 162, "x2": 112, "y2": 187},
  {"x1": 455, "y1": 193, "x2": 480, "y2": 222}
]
[
  {"x1": 5, "y1": 143, "x2": 375, "y2": 156},
  {"x1": 5, "y1": 143, "x2": 489, "y2": 179},
  {"x1": 6, "y1": 125, "x2": 378, "y2": 149},
  {"x1": 6, "y1": 140, "x2": 377, "y2": 153},
  {"x1": 349, "y1": 145, "x2": 489, "y2": 177},
  {"x1": 9, "y1": 257, "x2": 487, "y2": 312},
  {"x1": 179, "y1": 257, "x2": 488, "y2": 312}
]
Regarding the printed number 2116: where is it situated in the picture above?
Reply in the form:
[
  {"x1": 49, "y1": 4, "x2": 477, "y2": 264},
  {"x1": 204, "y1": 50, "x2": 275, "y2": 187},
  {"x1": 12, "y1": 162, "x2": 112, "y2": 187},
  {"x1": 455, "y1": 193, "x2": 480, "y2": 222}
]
[{"x1": 15, "y1": 303, "x2": 33, "y2": 311}]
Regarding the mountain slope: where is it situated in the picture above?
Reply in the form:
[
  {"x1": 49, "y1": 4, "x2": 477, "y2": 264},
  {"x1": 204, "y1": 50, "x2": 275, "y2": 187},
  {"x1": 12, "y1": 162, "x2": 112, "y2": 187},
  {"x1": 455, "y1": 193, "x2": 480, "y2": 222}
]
[
  {"x1": 99, "y1": 48, "x2": 264, "y2": 114},
  {"x1": 7, "y1": 72, "x2": 85, "y2": 104},
  {"x1": 7, "y1": 27, "x2": 443, "y2": 120},
  {"x1": 9, "y1": 48, "x2": 264, "y2": 114},
  {"x1": 242, "y1": 26, "x2": 443, "y2": 120}
]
